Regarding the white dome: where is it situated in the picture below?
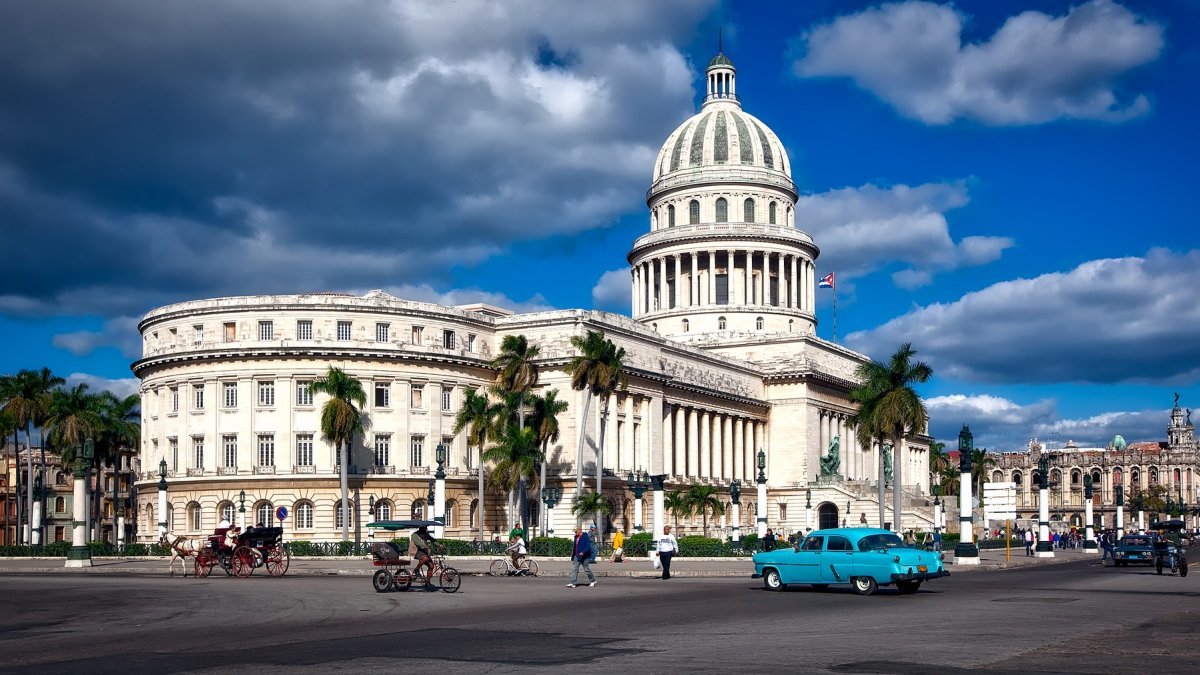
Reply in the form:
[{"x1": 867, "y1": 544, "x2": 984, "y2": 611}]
[{"x1": 652, "y1": 104, "x2": 791, "y2": 183}]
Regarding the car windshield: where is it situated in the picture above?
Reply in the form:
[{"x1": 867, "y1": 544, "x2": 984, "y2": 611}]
[
  {"x1": 1121, "y1": 537, "x2": 1151, "y2": 546},
  {"x1": 857, "y1": 533, "x2": 904, "y2": 551}
]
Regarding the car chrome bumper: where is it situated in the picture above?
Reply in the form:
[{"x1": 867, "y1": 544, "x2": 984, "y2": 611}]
[{"x1": 891, "y1": 569, "x2": 950, "y2": 582}]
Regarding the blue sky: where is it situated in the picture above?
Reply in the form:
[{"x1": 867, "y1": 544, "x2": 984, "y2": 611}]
[{"x1": 1, "y1": 0, "x2": 1196, "y2": 451}]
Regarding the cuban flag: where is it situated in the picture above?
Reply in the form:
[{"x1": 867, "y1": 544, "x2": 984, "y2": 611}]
[{"x1": 818, "y1": 272, "x2": 835, "y2": 289}]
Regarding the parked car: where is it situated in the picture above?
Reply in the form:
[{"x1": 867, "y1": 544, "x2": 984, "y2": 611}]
[
  {"x1": 752, "y1": 527, "x2": 949, "y2": 595},
  {"x1": 1113, "y1": 534, "x2": 1157, "y2": 566}
]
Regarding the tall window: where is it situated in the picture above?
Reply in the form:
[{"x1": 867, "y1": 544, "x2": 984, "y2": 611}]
[
  {"x1": 193, "y1": 325, "x2": 204, "y2": 345},
  {"x1": 296, "y1": 434, "x2": 314, "y2": 466},
  {"x1": 296, "y1": 380, "x2": 313, "y2": 406},
  {"x1": 715, "y1": 273, "x2": 728, "y2": 304},
  {"x1": 411, "y1": 384, "x2": 424, "y2": 409},
  {"x1": 668, "y1": 204, "x2": 676, "y2": 227},
  {"x1": 769, "y1": 201, "x2": 777, "y2": 224},
  {"x1": 411, "y1": 499, "x2": 426, "y2": 520},
  {"x1": 688, "y1": 200, "x2": 700, "y2": 224},
  {"x1": 170, "y1": 387, "x2": 179, "y2": 413},
  {"x1": 374, "y1": 435, "x2": 390, "y2": 467},
  {"x1": 744, "y1": 198, "x2": 755, "y2": 222},
  {"x1": 256, "y1": 503, "x2": 273, "y2": 527},
  {"x1": 442, "y1": 436, "x2": 455, "y2": 466},
  {"x1": 193, "y1": 437, "x2": 205, "y2": 469},
  {"x1": 376, "y1": 501, "x2": 392, "y2": 521},
  {"x1": 258, "y1": 320, "x2": 274, "y2": 340},
  {"x1": 718, "y1": 316, "x2": 727, "y2": 330},
  {"x1": 191, "y1": 504, "x2": 202, "y2": 531},
  {"x1": 222, "y1": 435, "x2": 237, "y2": 468},
  {"x1": 376, "y1": 322, "x2": 389, "y2": 342},
  {"x1": 223, "y1": 382, "x2": 237, "y2": 408},
  {"x1": 443, "y1": 329, "x2": 456, "y2": 349},
  {"x1": 193, "y1": 384, "x2": 205, "y2": 410},
  {"x1": 467, "y1": 334, "x2": 476, "y2": 352},
  {"x1": 296, "y1": 502, "x2": 313, "y2": 529},
  {"x1": 296, "y1": 320, "x2": 313, "y2": 340},
  {"x1": 335, "y1": 501, "x2": 351, "y2": 529},
  {"x1": 257, "y1": 434, "x2": 275, "y2": 467},
  {"x1": 170, "y1": 437, "x2": 179, "y2": 470},
  {"x1": 411, "y1": 325, "x2": 424, "y2": 344},
  {"x1": 221, "y1": 503, "x2": 234, "y2": 524},
  {"x1": 410, "y1": 436, "x2": 424, "y2": 467},
  {"x1": 337, "y1": 321, "x2": 352, "y2": 340},
  {"x1": 715, "y1": 197, "x2": 728, "y2": 223},
  {"x1": 258, "y1": 380, "x2": 275, "y2": 406},
  {"x1": 756, "y1": 316, "x2": 764, "y2": 330},
  {"x1": 682, "y1": 319, "x2": 689, "y2": 332},
  {"x1": 442, "y1": 386, "x2": 452, "y2": 412},
  {"x1": 224, "y1": 322, "x2": 236, "y2": 342},
  {"x1": 374, "y1": 383, "x2": 390, "y2": 408}
]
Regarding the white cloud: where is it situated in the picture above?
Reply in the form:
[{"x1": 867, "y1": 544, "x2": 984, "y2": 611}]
[
  {"x1": 64, "y1": 372, "x2": 140, "y2": 399},
  {"x1": 848, "y1": 248, "x2": 1200, "y2": 385},
  {"x1": 52, "y1": 316, "x2": 141, "y2": 358},
  {"x1": 796, "y1": 181, "x2": 1012, "y2": 289},
  {"x1": 377, "y1": 284, "x2": 555, "y2": 314},
  {"x1": 926, "y1": 393, "x2": 1167, "y2": 451},
  {"x1": 793, "y1": 0, "x2": 1164, "y2": 125},
  {"x1": 591, "y1": 269, "x2": 631, "y2": 311}
]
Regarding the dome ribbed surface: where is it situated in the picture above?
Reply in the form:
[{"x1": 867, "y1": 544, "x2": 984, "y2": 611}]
[{"x1": 653, "y1": 105, "x2": 790, "y2": 182}]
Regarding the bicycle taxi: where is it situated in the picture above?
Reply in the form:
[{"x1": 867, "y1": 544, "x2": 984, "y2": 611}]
[
  {"x1": 366, "y1": 519, "x2": 462, "y2": 593},
  {"x1": 1150, "y1": 519, "x2": 1190, "y2": 577}
]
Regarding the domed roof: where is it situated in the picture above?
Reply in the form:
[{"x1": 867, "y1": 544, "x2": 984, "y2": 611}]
[
  {"x1": 651, "y1": 104, "x2": 791, "y2": 183},
  {"x1": 1112, "y1": 434, "x2": 1127, "y2": 450},
  {"x1": 708, "y1": 52, "x2": 733, "y2": 68}
]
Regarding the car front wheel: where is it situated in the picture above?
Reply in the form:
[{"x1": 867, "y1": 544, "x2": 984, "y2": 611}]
[
  {"x1": 763, "y1": 568, "x2": 784, "y2": 591},
  {"x1": 852, "y1": 576, "x2": 877, "y2": 596}
]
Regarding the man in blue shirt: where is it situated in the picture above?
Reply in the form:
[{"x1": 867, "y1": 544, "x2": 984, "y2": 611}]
[{"x1": 566, "y1": 525, "x2": 596, "y2": 588}]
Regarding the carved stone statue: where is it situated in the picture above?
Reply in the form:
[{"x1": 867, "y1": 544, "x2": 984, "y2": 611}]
[
  {"x1": 819, "y1": 435, "x2": 841, "y2": 476},
  {"x1": 1188, "y1": 408, "x2": 1193, "y2": 426},
  {"x1": 882, "y1": 444, "x2": 894, "y2": 485},
  {"x1": 1175, "y1": 391, "x2": 1181, "y2": 408}
]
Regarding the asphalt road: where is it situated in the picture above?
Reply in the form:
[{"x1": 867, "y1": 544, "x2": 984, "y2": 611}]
[{"x1": 0, "y1": 560, "x2": 1197, "y2": 674}]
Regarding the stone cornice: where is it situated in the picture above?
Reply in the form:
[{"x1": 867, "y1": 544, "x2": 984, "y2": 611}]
[
  {"x1": 647, "y1": 167, "x2": 797, "y2": 203},
  {"x1": 131, "y1": 344, "x2": 493, "y2": 378},
  {"x1": 628, "y1": 223, "x2": 818, "y2": 261}
]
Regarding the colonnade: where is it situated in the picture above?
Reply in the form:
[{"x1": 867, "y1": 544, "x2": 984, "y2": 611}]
[
  {"x1": 661, "y1": 403, "x2": 763, "y2": 483},
  {"x1": 631, "y1": 250, "x2": 813, "y2": 316}
]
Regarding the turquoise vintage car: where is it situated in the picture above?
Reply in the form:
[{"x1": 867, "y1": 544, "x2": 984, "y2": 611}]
[{"x1": 752, "y1": 527, "x2": 949, "y2": 595}]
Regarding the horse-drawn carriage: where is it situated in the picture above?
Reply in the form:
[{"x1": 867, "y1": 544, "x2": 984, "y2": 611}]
[{"x1": 193, "y1": 526, "x2": 290, "y2": 578}]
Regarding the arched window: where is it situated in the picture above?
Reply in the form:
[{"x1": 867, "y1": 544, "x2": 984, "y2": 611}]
[
  {"x1": 189, "y1": 502, "x2": 203, "y2": 532},
  {"x1": 54, "y1": 496, "x2": 66, "y2": 513},
  {"x1": 1174, "y1": 468, "x2": 1181, "y2": 483},
  {"x1": 1131, "y1": 469, "x2": 1140, "y2": 487},
  {"x1": 769, "y1": 201, "x2": 777, "y2": 224},
  {"x1": 652, "y1": 323, "x2": 658, "y2": 332},
  {"x1": 651, "y1": 211, "x2": 658, "y2": 230},
  {"x1": 788, "y1": 319, "x2": 794, "y2": 332},
  {"x1": 688, "y1": 200, "x2": 700, "y2": 224},
  {"x1": 718, "y1": 316, "x2": 727, "y2": 330},
  {"x1": 682, "y1": 319, "x2": 689, "y2": 332},
  {"x1": 411, "y1": 499, "x2": 427, "y2": 520},
  {"x1": 1091, "y1": 470, "x2": 1102, "y2": 486},
  {"x1": 445, "y1": 499, "x2": 457, "y2": 528},
  {"x1": 255, "y1": 501, "x2": 273, "y2": 527},
  {"x1": 787, "y1": 205, "x2": 793, "y2": 226},
  {"x1": 715, "y1": 198, "x2": 728, "y2": 223},
  {"x1": 218, "y1": 501, "x2": 234, "y2": 525},
  {"x1": 743, "y1": 198, "x2": 755, "y2": 222},
  {"x1": 668, "y1": 204, "x2": 676, "y2": 227},
  {"x1": 376, "y1": 500, "x2": 393, "y2": 521},
  {"x1": 295, "y1": 502, "x2": 314, "y2": 529},
  {"x1": 1071, "y1": 470, "x2": 1082, "y2": 485},
  {"x1": 1149, "y1": 468, "x2": 1158, "y2": 485},
  {"x1": 146, "y1": 504, "x2": 154, "y2": 532},
  {"x1": 166, "y1": 504, "x2": 175, "y2": 531},
  {"x1": 527, "y1": 499, "x2": 540, "y2": 528},
  {"x1": 470, "y1": 498, "x2": 480, "y2": 528},
  {"x1": 755, "y1": 316, "x2": 764, "y2": 330}
]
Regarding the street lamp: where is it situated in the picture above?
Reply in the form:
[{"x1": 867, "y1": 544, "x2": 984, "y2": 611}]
[
  {"x1": 755, "y1": 449, "x2": 768, "y2": 539},
  {"x1": 434, "y1": 443, "x2": 447, "y2": 538},
  {"x1": 627, "y1": 470, "x2": 649, "y2": 533},
  {"x1": 157, "y1": 458, "x2": 168, "y2": 540},
  {"x1": 650, "y1": 473, "x2": 667, "y2": 538},
  {"x1": 541, "y1": 487, "x2": 562, "y2": 536},
  {"x1": 66, "y1": 439, "x2": 94, "y2": 568},
  {"x1": 31, "y1": 472, "x2": 43, "y2": 547},
  {"x1": 1082, "y1": 475, "x2": 1098, "y2": 553},
  {"x1": 954, "y1": 425, "x2": 980, "y2": 565},
  {"x1": 729, "y1": 479, "x2": 742, "y2": 542},
  {"x1": 1034, "y1": 453, "x2": 1055, "y2": 557},
  {"x1": 237, "y1": 489, "x2": 247, "y2": 529},
  {"x1": 1115, "y1": 484, "x2": 1125, "y2": 538},
  {"x1": 805, "y1": 487, "x2": 813, "y2": 533}
]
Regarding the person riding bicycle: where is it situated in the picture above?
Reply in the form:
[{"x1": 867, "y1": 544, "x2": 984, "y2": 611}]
[
  {"x1": 409, "y1": 525, "x2": 436, "y2": 584},
  {"x1": 1162, "y1": 528, "x2": 1183, "y2": 569},
  {"x1": 505, "y1": 533, "x2": 527, "y2": 572}
]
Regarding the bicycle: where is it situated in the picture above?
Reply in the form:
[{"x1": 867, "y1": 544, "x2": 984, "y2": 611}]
[
  {"x1": 414, "y1": 551, "x2": 462, "y2": 593},
  {"x1": 489, "y1": 555, "x2": 539, "y2": 577}
]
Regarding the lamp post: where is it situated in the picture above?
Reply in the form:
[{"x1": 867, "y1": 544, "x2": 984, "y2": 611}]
[
  {"x1": 115, "y1": 481, "x2": 126, "y2": 549},
  {"x1": 1034, "y1": 454, "x2": 1055, "y2": 558},
  {"x1": 756, "y1": 449, "x2": 768, "y2": 539},
  {"x1": 728, "y1": 479, "x2": 741, "y2": 542},
  {"x1": 651, "y1": 474, "x2": 666, "y2": 538},
  {"x1": 1082, "y1": 475, "x2": 1097, "y2": 553},
  {"x1": 66, "y1": 439, "x2": 94, "y2": 568},
  {"x1": 541, "y1": 487, "x2": 562, "y2": 536},
  {"x1": 434, "y1": 443, "x2": 447, "y2": 538},
  {"x1": 157, "y1": 458, "x2": 168, "y2": 538},
  {"x1": 627, "y1": 470, "x2": 649, "y2": 533},
  {"x1": 1115, "y1": 485, "x2": 1125, "y2": 539},
  {"x1": 31, "y1": 473, "x2": 43, "y2": 546},
  {"x1": 954, "y1": 425, "x2": 980, "y2": 565},
  {"x1": 237, "y1": 489, "x2": 246, "y2": 529}
]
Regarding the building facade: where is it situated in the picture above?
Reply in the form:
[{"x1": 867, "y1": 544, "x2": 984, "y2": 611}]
[{"x1": 131, "y1": 51, "x2": 935, "y2": 543}]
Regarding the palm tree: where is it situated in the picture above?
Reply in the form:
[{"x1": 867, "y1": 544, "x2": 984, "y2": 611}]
[
  {"x1": 94, "y1": 391, "x2": 140, "y2": 541},
  {"x1": 1, "y1": 368, "x2": 64, "y2": 544},
  {"x1": 564, "y1": 330, "x2": 628, "y2": 540},
  {"x1": 490, "y1": 334, "x2": 540, "y2": 531},
  {"x1": 928, "y1": 440, "x2": 950, "y2": 480},
  {"x1": 453, "y1": 388, "x2": 495, "y2": 545},
  {"x1": 970, "y1": 447, "x2": 997, "y2": 499},
  {"x1": 482, "y1": 424, "x2": 542, "y2": 527},
  {"x1": 664, "y1": 489, "x2": 691, "y2": 533},
  {"x1": 529, "y1": 389, "x2": 568, "y2": 536},
  {"x1": 0, "y1": 390, "x2": 22, "y2": 544},
  {"x1": 686, "y1": 484, "x2": 725, "y2": 537},
  {"x1": 938, "y1": 465, "x2": 960, "y2": 497},
  {"x1": 310, "y1": 367, "x2": 366, "y2": 542},
  {"x1": 849, "y1": 343, "x2": 933, "y2": 531},
  {"x1": 571, "y1": 490, "x2": 612, "y2": 530}
]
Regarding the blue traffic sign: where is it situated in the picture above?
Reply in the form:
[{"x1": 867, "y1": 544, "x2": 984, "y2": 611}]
[{"x1": 276, "y1": 506, "x2": 288, "y2": 522}]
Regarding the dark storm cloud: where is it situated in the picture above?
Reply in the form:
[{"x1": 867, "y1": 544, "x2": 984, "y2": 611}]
[{"x1": 0, "y1": 0, "x2": 714, "y2": 317}]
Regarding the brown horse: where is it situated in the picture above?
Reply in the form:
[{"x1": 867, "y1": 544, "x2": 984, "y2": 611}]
[{"x1": 160, "y1": 531, "x2": 205, "y2": 576}]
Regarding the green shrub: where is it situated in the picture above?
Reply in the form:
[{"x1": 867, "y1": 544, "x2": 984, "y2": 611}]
[
  {"x1": 623, "y1": 532, "x2": 654, "y2": 557},
  {"x1": 529, "y1": 537, "x2": 573, "y2": 557},
  {"x1": 44, "y1": 541, "x2": 71, "y2": 556},
  {"x1": 287, "y1": 541, "x2": 321, "y2": 556},
  {"x1": 122, "y1": 543, "x2": 149, "y2": 556}
]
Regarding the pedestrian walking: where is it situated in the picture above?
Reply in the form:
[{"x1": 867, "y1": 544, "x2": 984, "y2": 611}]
[
  {"x1": 1024, "y1": 528, "x2": 1034, "y2": 556},
  {"x1": 657, "y1": 525, "x2": 679, "y2": 580},
  {"x1": 610, "y1": 528, "x2": 625, "y2": 563},
  {"x1": 566, "y1": 526, "x2": 596, "y2": 588},
  {"x1": 587, "y1": 525, "x2": 600, "y2": 563},
  {"x1": 932, "y1": 530, "x2": 942, "y2": 552}
]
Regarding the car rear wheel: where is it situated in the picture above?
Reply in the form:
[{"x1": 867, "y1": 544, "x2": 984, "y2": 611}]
[
  {"x1": 851, "y1": 576, "x2": 877, "y2": 596},
  {"x1": 896, "y1": 580, "x2": 922, "y2": 594},
  {"x1": 763, "y1": 568, "x2": 784, "y2": 591}
]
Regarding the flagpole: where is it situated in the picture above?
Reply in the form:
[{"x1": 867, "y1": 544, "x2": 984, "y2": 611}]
[{"x1": 832, "y1": 286, "x2": 838, "y2": 343}]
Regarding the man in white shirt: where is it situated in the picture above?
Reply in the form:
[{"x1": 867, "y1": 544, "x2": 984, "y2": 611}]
[
  {"x1": 657, "y1": 525, "x2": 679, "y2": 580},
  {"x1": 505, "y1": 534, "x2": 526, "y2": 571}
]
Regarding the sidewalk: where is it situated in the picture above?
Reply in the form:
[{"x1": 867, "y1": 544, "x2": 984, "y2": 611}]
[{"x1": 0, "y1": 548, "x2": 1098, "y2": 577}]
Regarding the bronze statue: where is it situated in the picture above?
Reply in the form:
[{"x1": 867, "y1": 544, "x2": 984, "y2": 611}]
[{"x1": 819, "y1": 435, "x2": 841, "y2": 476}]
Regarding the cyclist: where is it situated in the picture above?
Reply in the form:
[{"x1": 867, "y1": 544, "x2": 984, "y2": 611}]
[
  {"x1": 409, "y1": 525, "x2": 436, "y2": 585},
  {"x1": 1162, "y1": 528, "x2": 1182, "y2": 569},
  {"x1": 505, "y1": 533, "x2": 527, "y2": 573}
]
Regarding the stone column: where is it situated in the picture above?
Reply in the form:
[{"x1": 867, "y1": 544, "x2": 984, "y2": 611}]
[
  {"x1": 791, "y1": 255, "x2": 799, "y2": 308},
  {"x1": 707, "y1": 251, "x2": 716, "y2": 306},
  {"x1": 66, "y1": 459, "x2": 92, "y2": 568},
  {"x1": 660, "y1": 402, "x2": 673, "y2": 477},
  {"x1": 652, "y1": 475, "x2": 666, "y2": 539},
  {"x1": 690, "y1": 253, "x2": 698, "y2": 307},
  {"x1": 722, "y1": 415, "x2": 733, "y2": 481},
  {"x1": 672, "y1": 254, "x2": 681, "y2": 310},
  {"x1": 775, "y1": 252, "x2": 784, "y2": 307},
  {"x1": 956, "y1": 467, "x2": 980, "y2": 564},
  {"x1": 687, "y1": 408, "x2": 699, "y2": 478},
  {"x1": 674, "y1": 405, "x2": 686, "y2": 479},
  {"x1": 631, "y1": 267, "x2": 639, "y2": 316},
  {"x1": 1036, "y1": 483, "x2": 1054, "y2": 558},
  {"x1": 657, "y1": 257, "x2": 667, "y2": 311},
  {"x1": 733, "y1": 418, "x2": 743, "y2": 481},
  {"x1": 727, "y1": 249, "x2": 737, "y2": 305},
  {"x1": 699, "y1": 411, "x2": 711, "y2": 479}
]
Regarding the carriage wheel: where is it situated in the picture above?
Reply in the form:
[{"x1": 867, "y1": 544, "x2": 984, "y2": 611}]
[
  {"x1": 1180, "y1": 556, "x2": 1189, "y2": 577},
  {"x1": 194, "y1": 556, "x2": 212, "y2": 578},
  {"x1": 393, "y1": 569, "x2": 413, "y2": 590},
  {"x1": 266, "y1": 545, "x2": 290, "y2": 577},
  {"x1": 519, "y1": 559, "x2": 539, "y2": 577},
  {"x1": 372, "y1": 570, "x2": 394, "y2": 593},
  {"x1": 232, "y1": 546, "x2": 255, "y2": 578},
  {"x1": 439, "y1": 567, "x2": 462, "y2": 593},
  {"x1": 489, "y1": 560, "x2": 508, "y2": 577}
]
